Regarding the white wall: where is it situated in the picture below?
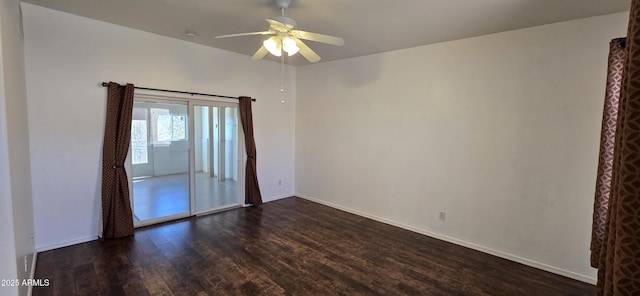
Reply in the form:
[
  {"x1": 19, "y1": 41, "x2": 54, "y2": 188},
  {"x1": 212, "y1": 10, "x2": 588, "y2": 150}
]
[
  {"x1": 0, "y1": 10, "x2": 18, "y2": 294},
  {"x1": 22, "y1": 3, "x2": 296, "y2": 251},
  {"x1": 0, "y1": 1, "x2": 35, "y2": 295},
  {"x1": 296, "y1": 12, "x2": 628, "y2": 283}
]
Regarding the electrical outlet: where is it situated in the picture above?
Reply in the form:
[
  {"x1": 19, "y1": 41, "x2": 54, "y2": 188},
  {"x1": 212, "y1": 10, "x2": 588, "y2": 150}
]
[{"x1": 439, "y1": 211, "x2": 446, "y2": 221}]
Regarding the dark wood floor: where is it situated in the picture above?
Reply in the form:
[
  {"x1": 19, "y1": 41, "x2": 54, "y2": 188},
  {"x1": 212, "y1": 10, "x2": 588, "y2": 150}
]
[{"x1": 33, "y1": 197, "x2": 594, "y2": 296}]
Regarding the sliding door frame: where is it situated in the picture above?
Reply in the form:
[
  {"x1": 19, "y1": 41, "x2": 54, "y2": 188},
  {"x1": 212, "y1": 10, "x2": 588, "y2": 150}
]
[{"x1": 127, "y1": 91, "x2": 245, "y2": 228}]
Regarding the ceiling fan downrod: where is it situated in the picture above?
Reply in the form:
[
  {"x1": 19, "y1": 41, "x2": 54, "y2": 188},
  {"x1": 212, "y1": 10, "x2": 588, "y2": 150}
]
[
  {"x1": 275, "y1": 0, "x2": 292, "y2": 11},
  {"x1": 275, "y1": 0, "x2": 291, "y2": 18}
]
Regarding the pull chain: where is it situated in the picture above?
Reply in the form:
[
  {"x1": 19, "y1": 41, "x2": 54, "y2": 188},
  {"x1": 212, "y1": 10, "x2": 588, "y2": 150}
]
[{"x1": 280, "y1": 53, "x2": 285, "y2": 104}]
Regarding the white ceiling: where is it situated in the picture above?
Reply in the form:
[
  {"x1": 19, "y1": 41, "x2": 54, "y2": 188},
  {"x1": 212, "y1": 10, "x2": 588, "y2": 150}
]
[{"x1": 21, "y1": 0, "x2": 631, "y2": 66}]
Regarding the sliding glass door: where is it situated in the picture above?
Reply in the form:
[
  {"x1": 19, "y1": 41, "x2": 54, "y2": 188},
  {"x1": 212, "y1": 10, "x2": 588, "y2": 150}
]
[
  {"x1": 129, "y1": 97, "x2": 243, "y2": 226},
  {"x1": 131, "y1": 101, "x2": 190, "y2": 225},
  {"x1": 192, "y1": 104, "x2": 241, "y2": 214}
]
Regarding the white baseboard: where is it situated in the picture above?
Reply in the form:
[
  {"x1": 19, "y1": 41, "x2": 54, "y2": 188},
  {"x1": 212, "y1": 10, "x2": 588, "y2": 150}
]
[
  {"x1": 295, "y1": 194, "x2": 597, "y2": 285},
  {"x1": 263, "y1": 193, "x2": 293, "y2": 203},
  {"x1": 36, "y1": 235, "x2": 97, "y2": 252}
]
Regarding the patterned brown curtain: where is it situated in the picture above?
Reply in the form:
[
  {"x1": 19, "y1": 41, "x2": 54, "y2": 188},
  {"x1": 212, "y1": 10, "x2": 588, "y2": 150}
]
[
  {"x1": 101, "y1": 82, "x2": 135, "y2": 238},
  {"x1": 238, "y1": 96, "x2": 263, "y2": 205},
  {"x1": 593, "y1": 1, "x2": 640, "y2": 294},
  {"x1": 590, "y1": 38, "x2": 625, "y2": 267}
]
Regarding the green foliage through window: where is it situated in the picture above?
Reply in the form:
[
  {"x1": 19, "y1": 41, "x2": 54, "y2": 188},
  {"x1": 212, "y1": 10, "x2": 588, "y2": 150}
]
[
  {"x1": 157, "y1": 114, "x2": 186, "y2": 142},
  {"x1": 131, "y1": 120, "x2": 148, "y2": 164}
]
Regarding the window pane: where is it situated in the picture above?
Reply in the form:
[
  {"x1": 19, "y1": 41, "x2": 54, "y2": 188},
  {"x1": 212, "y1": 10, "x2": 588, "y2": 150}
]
[
  {"x1": 157, "y1": 114, "x2": 172, "y2": 142},
  {"x1": 172, "y1": 115, "x2": 186, "y2": 141}
]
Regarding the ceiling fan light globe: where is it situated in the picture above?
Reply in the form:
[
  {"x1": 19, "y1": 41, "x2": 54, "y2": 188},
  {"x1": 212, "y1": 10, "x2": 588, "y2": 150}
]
[
  {"x1": 282, "y1": 37, "x2": 299, "y2": 56},
  {"x1": 286, "y1": 45, "x2": 300, "y2": 56},
  {"x1": 282, "y1": 37, "x2": 295, "y2": 50},
  {"x1": 263, "y1": 37, "x2": 282, "y2": 57}
]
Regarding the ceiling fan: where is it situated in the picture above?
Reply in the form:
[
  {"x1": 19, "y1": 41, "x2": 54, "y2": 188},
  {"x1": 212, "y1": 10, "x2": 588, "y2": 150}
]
[{"x1": 214, "y1": 0, "x2": 344, "y2": 63}]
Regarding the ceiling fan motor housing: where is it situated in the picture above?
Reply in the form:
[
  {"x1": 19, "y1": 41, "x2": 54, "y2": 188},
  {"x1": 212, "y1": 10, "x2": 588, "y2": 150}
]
[{"x1": 271, "y1": 16, "x2": 297, "y2": 29}]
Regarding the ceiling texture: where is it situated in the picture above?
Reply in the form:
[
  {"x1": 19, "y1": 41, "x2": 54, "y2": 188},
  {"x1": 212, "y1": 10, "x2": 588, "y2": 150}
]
[{"x1": 21, "y1": 0, "x2": 631, "y2": 66}]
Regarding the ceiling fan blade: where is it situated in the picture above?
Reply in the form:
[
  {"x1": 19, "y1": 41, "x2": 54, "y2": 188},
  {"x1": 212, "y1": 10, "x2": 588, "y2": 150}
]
[
  {"x1": 215, "y1": 31, "x2": 273, "y2": 39},
  {"x1": 291, "y1": 30, "x2": 344, "y2": 46},
  {"x1": 293, "y1": 38, "x2": 321, "y2": 63},
  {"x1": 252, "y1": 45, "x2": 269, "y2": 60}
]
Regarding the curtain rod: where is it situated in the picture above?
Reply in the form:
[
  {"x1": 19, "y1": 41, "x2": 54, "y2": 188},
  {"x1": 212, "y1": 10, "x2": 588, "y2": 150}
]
[{"x1": 100, "y1": 82, "x2": 256, "y2": 102}]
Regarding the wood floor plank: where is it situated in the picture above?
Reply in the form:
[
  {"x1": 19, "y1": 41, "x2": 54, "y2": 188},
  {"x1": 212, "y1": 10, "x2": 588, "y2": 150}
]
[{"x1": 32, "y1": 197, "x2": 595, "y2": 295}]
